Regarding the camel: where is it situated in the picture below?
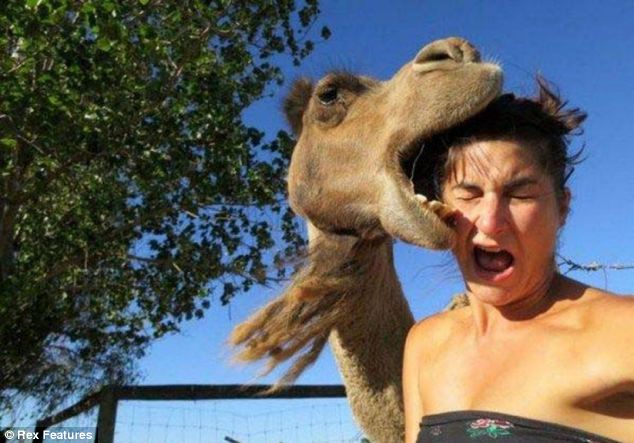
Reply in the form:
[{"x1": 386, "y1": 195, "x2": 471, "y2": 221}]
[{"x1": 230, "y1": 37, "x2": 503, "y2": 443}]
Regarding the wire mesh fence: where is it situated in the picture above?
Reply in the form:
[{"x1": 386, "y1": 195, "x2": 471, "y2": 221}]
[
  {"x1": 5, "y1": 384, "x2": 368, "y2": 443},
  {"x1": 114, "y1": 398, "x2": 363, "y2": 443}
]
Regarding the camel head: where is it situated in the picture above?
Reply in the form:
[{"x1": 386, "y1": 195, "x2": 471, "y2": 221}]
[
  {"x1": 230, "y1": 38, "x2": 501, "y2": 390},
  {"x1": 284, "y1": 37, "x2": 503, "y2": 249}
]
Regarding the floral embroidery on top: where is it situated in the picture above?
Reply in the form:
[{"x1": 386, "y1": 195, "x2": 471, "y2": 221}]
[{"x1": 467, "y1": 418, "x2": 514, "y2": 439}]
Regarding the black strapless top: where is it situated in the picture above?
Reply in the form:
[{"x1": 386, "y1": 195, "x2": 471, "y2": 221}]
[{"x1": 418, "y1": 410, "x2": 623, "y2": 442}]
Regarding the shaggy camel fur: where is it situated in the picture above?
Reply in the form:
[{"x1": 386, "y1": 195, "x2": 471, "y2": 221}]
[{"x1": 230, "y1": 37, "x2": 502, "y2": 443}]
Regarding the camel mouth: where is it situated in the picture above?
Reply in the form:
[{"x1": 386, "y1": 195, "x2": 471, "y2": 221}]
[
  {"x1": 399, "y1": 138, "x2": 439, "y2": 199},
  {"x1": 398, "y1": 138, "x2": 458, "y2": 227},
  {"x1": 394, "y1": 70, "x2": 503, "y2": 229}
]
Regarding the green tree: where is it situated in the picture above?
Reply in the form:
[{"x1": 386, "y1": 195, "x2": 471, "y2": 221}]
[{"x1": 0, "y1": 0, "x2": 328, "y2": 414}]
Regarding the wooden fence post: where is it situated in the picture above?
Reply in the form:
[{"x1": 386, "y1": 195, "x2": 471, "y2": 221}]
[{"x1": 96, "y1": 386, "x2": 118, "y2": 443}]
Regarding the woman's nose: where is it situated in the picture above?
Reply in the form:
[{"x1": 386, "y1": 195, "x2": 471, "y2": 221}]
[{"x1": 474, "y1": 195, "x2": 508, "y2": 235}]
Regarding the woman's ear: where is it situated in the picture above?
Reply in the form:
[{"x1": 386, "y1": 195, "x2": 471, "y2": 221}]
[{"x1": 559, "y1": 187, "x2": 572, "y2": 226}]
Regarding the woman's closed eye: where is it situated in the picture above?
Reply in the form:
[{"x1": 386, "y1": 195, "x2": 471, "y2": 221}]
[
  {"x1": 452, "y1": 190, "x2": 542, "y2": 204},
  {"x1": 503, "y1": 178, "x2": 542, "y2": 201},
  {"x1": 456, "y1": 194, "x2": 480, "y2": 202},
  {"x1": 451, "y1": 185, "x2": 482, "y2": 202},
  {"x1": 508, "y1": 193, "x2": 536, "y2": 200}
]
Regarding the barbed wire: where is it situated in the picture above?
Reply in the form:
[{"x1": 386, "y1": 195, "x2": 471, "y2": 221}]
[{"x1": 557, "y1": 255, "x2": 634, "y2": 273}]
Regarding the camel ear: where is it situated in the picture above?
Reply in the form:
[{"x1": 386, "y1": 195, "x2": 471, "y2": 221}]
[{"x1": 283, "y1": 77, "x2": 313, "y2": 136}]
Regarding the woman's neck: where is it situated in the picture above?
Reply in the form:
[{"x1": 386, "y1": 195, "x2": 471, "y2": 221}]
[{"x1": 467, "y1": 269, "x2": 563, "y2": 338}]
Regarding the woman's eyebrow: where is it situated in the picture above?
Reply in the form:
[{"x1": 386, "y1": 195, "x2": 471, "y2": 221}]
[
  {"x1": 450, "y1": 181, "x2": 481, "y2": 192},
  {"x1": 504, "y1": 176, "x2": 539, "y2": 191}
]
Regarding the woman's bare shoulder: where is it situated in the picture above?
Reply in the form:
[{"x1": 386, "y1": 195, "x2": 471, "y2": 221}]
[
  {"x1": 558, "y1": 276, "x2": 632, "y2": 319},
  {"x1": 596, "y1": 292, "x2": 633, "y2": 329},
  {"x1": 582, "y1": 289, "x2": 634, "y2": 385},
  {"x1": 583, "y1": 286, "x2": 634, "y2": 321},
  {"x1": 569, "y1": 284, "x2": 634, "y2": 357}
]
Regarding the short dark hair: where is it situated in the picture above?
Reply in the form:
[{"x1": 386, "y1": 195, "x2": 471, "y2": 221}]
[{"x1": 419, "y1": 77, "x2": 587, "y2": 202}]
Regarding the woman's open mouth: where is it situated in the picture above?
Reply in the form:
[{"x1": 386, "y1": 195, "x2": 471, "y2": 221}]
[{"x1": 473, "y1": 246, "x2": 515, "y2": 280}]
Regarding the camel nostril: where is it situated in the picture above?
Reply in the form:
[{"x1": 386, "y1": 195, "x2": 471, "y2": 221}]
[
  {"x1": 414, "y1": 38, "x2": 482, "y2": 68},
  {"x1": 415, "y1": 42, "x2": 463, "y2": 65},
  {"x1": 421, "y1": 50, "x2": 454, "y2": 63}
]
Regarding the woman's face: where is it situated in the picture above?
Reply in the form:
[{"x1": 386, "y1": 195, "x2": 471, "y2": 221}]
[{"x1": 441, "y1": 139, "x2": 569, "y2": 306}]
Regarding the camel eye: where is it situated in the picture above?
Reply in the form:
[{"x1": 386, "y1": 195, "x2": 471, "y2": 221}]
[{"x1": 317, "y1": 87, "x2": 338, "y2": 105}]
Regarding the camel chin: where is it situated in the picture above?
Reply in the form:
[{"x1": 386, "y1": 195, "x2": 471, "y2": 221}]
[{"x1": 379, "y1": 182, "x2": 457, "y2": 250}]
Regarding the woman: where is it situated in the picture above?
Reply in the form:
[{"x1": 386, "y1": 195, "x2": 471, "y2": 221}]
[{"x1": 403, "y1": 80, "x2": 634, "y2": 443}]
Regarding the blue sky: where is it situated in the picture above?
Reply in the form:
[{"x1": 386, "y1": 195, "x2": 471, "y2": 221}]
[{"x1": 133, "y1": 0, "x2": 633, "y2": 438}]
